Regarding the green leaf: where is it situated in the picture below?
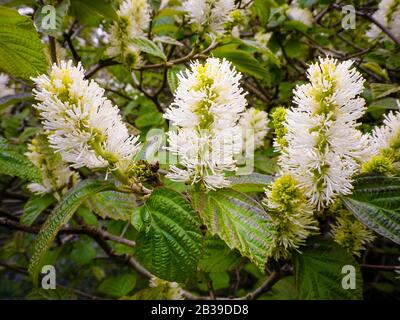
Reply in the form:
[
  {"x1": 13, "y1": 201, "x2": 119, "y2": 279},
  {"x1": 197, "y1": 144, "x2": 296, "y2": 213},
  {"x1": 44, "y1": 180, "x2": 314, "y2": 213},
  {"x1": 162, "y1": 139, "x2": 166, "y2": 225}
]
[
  {"x1": 21, "y1": 194, "x2": 55, "y2": 226},
  {"x1": 367, "y1": 97, "x2": 400, "y2": 119},
  {"x1": 240, "y1": 39, "x2": 281, "y2": 67},
  {"x1": 27, "y1": 288, "x2": 77, "y2": 300},
  {"x1": 0, "y1": 6, "x2": 49, "y2": 79},
  {"x1": 199, "y1": 235, "x2": 242, "y2": 273},
  {"x1": 76, "y1": 206, "x2": 99, "y2": 227},
  {"x1": 136, "y1": 188, "x2": 202, "y2": 282},
  {"x1": 212, "y1": 46, "x2": 270, "y2": 79},
  {"x1": 283, "y1": 20, "x2": 309, "y2": 32},
  {"x1": 87, "y1": 190, "x2": 136, "y2": 221},
  {"x1": 70, "y1": 0, "x2": 117, "y2": 22},
  {"x1": 130, "y1": 37, "x2": 167, "y2": 61},
  {"x1": 283, "y1": 39, "x2": 309, "y2": 59},
  {"x1": 198, "y1": 271, "x2": 230, "y2": 291},
  {"x1": 261, "y1": 276, "x2": 298, "y2": 300},
  {"x1": 192, "y1": 188, "x2": 273, "y2": 271},
  {"x1": 293, "y1": 238, "x2": 363, "y2": 300},
  {"x1": 70, "y1": 241, "x2": 97, "y2": 265},
  {"x1": 28, "y1": 180, "x2": 116, "y2": 284},
  {"x1": 370, "y1": 83, "x2": 400, "y2": 99},
  {"x1": 167, "y1": 66, "x2": 180, "y2": 94},
  {"x1": 227, "y1": 173, "x2": 274, "y2": 193},
  {"x1": 0, "y1": 140, "x2": 41, "y2": 182},
  {"x1": 251, "y1": 0, "x2": 277, "y2": 25},
  {"x1": 362, "y1": 62, "x2": 389, "y2": 81},
  {"x1": 154, "y1": 35, "x2": 184, "y2": 47},
  {"x1": 134, "y1": 112, "x2": 164, "y2": 128},
  {"x1": 343, "y1": 175, "x2": 400, "y2": 245},
  {"x1": 254, "y1": 152, "x2": 279, "y2": 175},
  {"x1": 98, "y1": 273, "x2": 136, "y2": 298}
]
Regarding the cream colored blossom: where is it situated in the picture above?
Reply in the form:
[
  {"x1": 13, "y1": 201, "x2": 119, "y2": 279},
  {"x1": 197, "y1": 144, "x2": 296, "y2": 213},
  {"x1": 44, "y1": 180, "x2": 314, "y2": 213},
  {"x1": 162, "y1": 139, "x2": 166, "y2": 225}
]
[
  {"x1": 32, "y1": 60, "x2": 140, "y2": 171},
  {"x1": 164, "y1": 58, "x2": 247, "y2": 189}
]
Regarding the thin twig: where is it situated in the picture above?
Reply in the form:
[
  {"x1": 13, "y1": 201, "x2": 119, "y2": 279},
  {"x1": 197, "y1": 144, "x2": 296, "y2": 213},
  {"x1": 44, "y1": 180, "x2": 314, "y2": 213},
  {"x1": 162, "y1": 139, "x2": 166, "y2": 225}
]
[
  {"x1": 0, "y1": 217, "x2": 136, "y2": 247},
  {"x1": 239, "y1": 269, "x2": 289, "y2": 300},
  {"x1": 85, "y1": 59, "x2": 120, "y2": 79},
  {"x1": 242, "y1": 81, "x2": 269, "y2": 103},
  {"x1": 331, "y1": 3, "x2": 400, "y2": 46},
  {"x1": 64, "y1": 32, "x2": 81, "y2": 62},
  {"x1": 49, "y1": 36, "x2": 57, "y2": 64},
  {"x1": 360, "y1": 264, "x2": 399, "y2": 271}
]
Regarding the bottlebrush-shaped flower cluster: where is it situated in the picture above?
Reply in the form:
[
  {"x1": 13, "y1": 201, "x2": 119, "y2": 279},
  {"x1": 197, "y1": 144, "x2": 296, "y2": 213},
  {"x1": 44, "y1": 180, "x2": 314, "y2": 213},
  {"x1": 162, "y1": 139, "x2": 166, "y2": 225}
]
[{"x1": 29, "y1": 53, "x2": 400, "y2": 260}]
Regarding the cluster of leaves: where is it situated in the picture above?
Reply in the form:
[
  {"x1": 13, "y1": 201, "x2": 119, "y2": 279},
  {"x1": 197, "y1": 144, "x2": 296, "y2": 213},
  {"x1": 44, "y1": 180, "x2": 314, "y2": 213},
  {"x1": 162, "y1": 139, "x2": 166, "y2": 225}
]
[{"x1": 0, "y1": 0, "x2": 399, "y2": 300}]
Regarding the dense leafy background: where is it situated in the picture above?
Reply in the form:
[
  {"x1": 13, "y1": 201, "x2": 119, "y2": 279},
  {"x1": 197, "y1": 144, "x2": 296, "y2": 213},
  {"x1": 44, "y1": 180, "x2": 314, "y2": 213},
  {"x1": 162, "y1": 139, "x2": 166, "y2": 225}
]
[{"x1": 0, "y1": 0, "x2": 399, "y2": 300}]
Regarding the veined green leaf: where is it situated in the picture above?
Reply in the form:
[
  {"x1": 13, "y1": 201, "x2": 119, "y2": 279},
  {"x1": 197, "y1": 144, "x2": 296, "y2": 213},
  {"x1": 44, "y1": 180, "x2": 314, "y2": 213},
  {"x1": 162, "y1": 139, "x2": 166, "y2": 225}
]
[
  {"x1": 367, "y1": 97, "x2": 400, "y2": 119},
  {"x1": 167, "y1": 66, "x2": 180, "y2": 94},
  {"x1": 98, "y1": 273, "x2": 136, "y2": 298},
  {"x1": 28, "y1": 180, "x2": 116, "y2": 284},
  {"x1": 135, "y1": 188, "x2": 202, "y2": 282},
  {"x1": 251, "y1": 0, "x2": 277, "y2": 25},
  {"x1": 21, "y1": 194, "x2": 55, "y2": 226},
  {"x1": 370, "y1": 83, "x2": 400, "y2": 99},
  {"x1": 130, "y1": 37, "x2": 167, "y2": 61},
  {"x1": 27, "y1": 288, "x2": 77, "y2": 300},
  {"x1": 199, "y1": 235, "x2": 242, "y2": 273},
  {"x1": 192, "y1": 188, "x2": 273, "y2": 271},
  {"x1": 0, "y1": 6, "x2": 48, "y2": 79},
  {"x1": 87, "y1": 190, "x2": 136, "y2": 221},
  {"x1": 261, "y1": 276, "x2": 298, "y2": 300},
  {"x1": 70, "y1": 0, "x2": 117, "y2": 21},
  {"x1": 212, "y1": 46, "x2": 270, "y2": 79},
  {"x1": 0, "y1": 140, "x2": 41, "y2": 182},
  {"x1": 240, "y1": 39, "x2": 281, "y2": 67},
  {"x1": 227, "y1": 173, "x2": 274, "y2": 193},
  {"x1": 343, "y1": 175, "x2": 400, "y2": 245},
  {"x1": 70, "y1": 240, "x2": 97, "y2": 265},
  {"x1": 362, "y1": 62, "x2": 389, "y2": 81},
  {"x1": 134, "y1": 112, "x2": 164, "y2": 128},
  {"x1": 153, "y1": 35, "x2": 184, "y2": 47},
  {"x1": 293, "y1": 238, "x2": 363, "y2": 300}
]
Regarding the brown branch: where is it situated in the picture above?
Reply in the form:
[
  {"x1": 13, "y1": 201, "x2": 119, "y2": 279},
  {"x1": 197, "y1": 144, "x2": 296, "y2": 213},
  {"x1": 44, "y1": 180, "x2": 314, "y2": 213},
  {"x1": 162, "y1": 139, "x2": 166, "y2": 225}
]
[
  {"x1": 360, "y1": 264, "x2": 399, "y2": 271},
  {"x1": 104, "y1": 87, "x2": 133, "y2": 100},
  {"x1": 331, "y1": 3, "x2": 400, "y2": 46},
  {"x1": 63, "y1": 32, "x2": 81, "y2": 62},
  {"x1": 0, "y1": 220, "x2": 288, "y2": 300},
  {"x1": 239, "y1": 269, "x2": 291, "y2": 300},
  {"x1": 242, "y1": 81, "x2": 269, "y2": 103},
  {"x1": 49, "y1": 36, "x2": 57, "y2": 64},
  {"x1": 0, "y1": 217, "x2": 136, "y2": 248},
  {"x1": 314, "y1": 3, "x2": 333, "y2": 23},
  {"x1": 89, "y1": 231, "x2": 151, "y2": 278},
  {"x1": 132, "y1": 41, "x2": 218, "y2": 71},
  {"x1": 85, "y1": 59, "x2": 120, "y2": 79}
]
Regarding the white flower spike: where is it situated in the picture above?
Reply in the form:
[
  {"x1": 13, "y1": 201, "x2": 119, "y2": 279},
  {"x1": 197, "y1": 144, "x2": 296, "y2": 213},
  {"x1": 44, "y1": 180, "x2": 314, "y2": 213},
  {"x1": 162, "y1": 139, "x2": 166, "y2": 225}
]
[
  {"x1": 32, "y1": 60, "x2": 140, "y2": 170},
  {"x1": 182, "y1": 0, "x2": 236, "y2": 33},
  {"x1": 279, "y1": 57, "x2": 368, "y2": 208},
  {"x1": 107, "y1": 0, "x2": 151, "y2": 65},
  {"x1": 164, "y1": 57, "x2": 247, "y2": 189}
]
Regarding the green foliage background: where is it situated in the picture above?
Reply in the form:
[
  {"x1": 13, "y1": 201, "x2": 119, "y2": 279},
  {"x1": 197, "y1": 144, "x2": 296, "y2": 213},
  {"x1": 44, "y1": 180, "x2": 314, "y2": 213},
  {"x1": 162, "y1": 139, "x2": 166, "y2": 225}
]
[{"x1": 0, "y1": 0, "x2": 399, "y2": 300}]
